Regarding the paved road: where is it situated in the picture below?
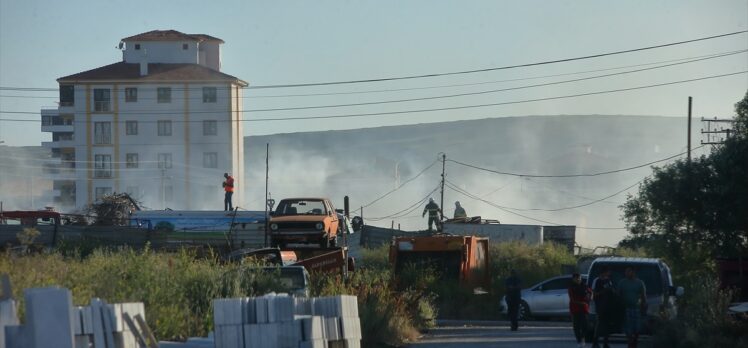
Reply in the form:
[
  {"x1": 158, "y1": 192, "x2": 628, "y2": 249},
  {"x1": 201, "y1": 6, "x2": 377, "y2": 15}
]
[{"x1": 409, "y1": 323, "x2": 635, "y2": 348}]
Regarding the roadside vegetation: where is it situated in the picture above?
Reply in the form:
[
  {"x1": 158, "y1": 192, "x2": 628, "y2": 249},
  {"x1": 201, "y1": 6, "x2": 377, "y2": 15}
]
[{"x1": 619, "y1": 91, "x2": 748, "y2": 347}]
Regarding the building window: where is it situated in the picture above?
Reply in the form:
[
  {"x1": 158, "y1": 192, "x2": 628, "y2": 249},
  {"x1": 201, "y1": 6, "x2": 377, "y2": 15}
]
[
  {"x1": 93, "y1": 88, "x2": 111, "y2": 112},
  {"x1": 125, "y1": 121, "x2": 138, "y2": 135},
  {"x1": 157, "y1": 120, "x2": 172, "y2": 136},
  {"x1": 126, "y1": 153, "x2": 138, "y2": 168},
  {"x1": 94, "y1": 154, "x2": 112, "y2": 178},
  {"x1": 134, "y1": 44, "x2": 141, "y2": 50},
  {"x1": 95, "y1": 187, "x2": 113, "y2": 201},
  {"x1": 158, "y1": 153, "x2": 172, "y2": 169},
  {"x1": 60, "y1": 85, "x2": 74, "y2": 106},
  {"x1": 157, "y1": 87, "x2": 171, "y2": 103},
  {"x1": 125, "y1": 88, "x2": 138, "y2": 102},
  {"x1": 94, "y1": 122, "x2": 112, "y2": 144},
  {"x1": 203, "y1": 120, "x2": 217, "y2": 135},
  {"x1": 202, "y1": 87, "x2": 217, "y2": 103},
  {"x1": 182, "y1": 43, "x2": 188, "y2": 50},
  {"x1": 203, "y1": 152, "x2": 218, "y2": 168}
]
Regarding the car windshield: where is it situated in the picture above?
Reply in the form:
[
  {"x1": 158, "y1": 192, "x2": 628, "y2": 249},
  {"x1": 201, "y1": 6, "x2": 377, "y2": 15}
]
[
  {"x1": 262, "y1": 267, "x2": 306, "y2": 290},
  {"x1": 275, "y1": 200, "x2": 327, "y2": 216},
  {"x1": 588, "y1": 262, "x2": 663, "y2": 295}
]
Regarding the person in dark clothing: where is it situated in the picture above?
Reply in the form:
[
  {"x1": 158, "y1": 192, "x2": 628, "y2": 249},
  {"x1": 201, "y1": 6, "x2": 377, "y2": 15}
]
[
  {"x1": 591, "y1": 266, "x2": 615, "y2": 348},
  {"x1": 505, "y1": 269, "x2": 522, "y2": 331},
  {"x1": 618, "y1": 267, "x2": 647, "y2": 348},
  {"x1": 222, "y1": 173, "x2": 235, "y2": 211},
  {"x1": 569, "y1": 273, "x2": 592, "y2": 348},
  {"x1": 421, "y1": 198, "x2": 442, "y2": 231}
]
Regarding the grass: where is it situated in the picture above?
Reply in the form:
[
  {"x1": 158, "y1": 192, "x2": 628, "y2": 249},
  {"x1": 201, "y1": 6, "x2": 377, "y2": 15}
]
[
  {"x1": 0, "y1": 246, "x2": 289, "y2": 341},
  {"x1": 0, "y1": 240, "x2": 576, "y2": 346}
]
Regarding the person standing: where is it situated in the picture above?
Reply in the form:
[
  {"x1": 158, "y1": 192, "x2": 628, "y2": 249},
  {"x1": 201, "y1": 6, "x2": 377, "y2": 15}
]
[
  {"x1": 222, "y1": 173, "x2": 235, "y2": 211},
  {"x1": 421, "y1": 198, "x2": 442, "y2": 231},
  {"x1": 591, "y1": 267, "x2": 615, "y2": 348},
  {"x1": 453, "y1": 201, "x2": 467, "y2": 219},
  {"x1": 505, "y1": 269, "x2": 522, "y2": 331},
  {"x1": 617, "y1": 267, "x2": 647, "y2": 348},
  {"x1": 568, "y1": 273, "x2": 592, "y2": 348}
]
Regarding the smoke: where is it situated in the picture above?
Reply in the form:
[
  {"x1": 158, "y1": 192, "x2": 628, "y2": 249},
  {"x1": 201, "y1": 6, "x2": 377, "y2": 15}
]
[
  {"x1": 2, "y1": 115, "x2": 695, "y2": 248},
  {"x1": 243, "y1": 115, "x2": 692, "y2": 248},
  {"x1": 0, "y1": 146, "x2": 54, "y2": 211}
]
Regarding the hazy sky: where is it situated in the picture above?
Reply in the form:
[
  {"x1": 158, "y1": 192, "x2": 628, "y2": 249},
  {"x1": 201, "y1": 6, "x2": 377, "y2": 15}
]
[{"x1": 1, "y1": 0, "x2": 747, "y2": 146}]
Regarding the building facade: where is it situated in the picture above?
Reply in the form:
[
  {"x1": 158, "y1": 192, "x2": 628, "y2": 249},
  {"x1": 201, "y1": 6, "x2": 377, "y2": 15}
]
[{"x1": 41, "y1": 30, "x2": 247, "y2": 211}]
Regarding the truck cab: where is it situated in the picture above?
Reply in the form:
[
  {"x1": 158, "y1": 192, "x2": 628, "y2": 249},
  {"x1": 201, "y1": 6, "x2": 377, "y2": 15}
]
[{"x1": 269, "y1": 198, "x2": 340, "y2": 248}]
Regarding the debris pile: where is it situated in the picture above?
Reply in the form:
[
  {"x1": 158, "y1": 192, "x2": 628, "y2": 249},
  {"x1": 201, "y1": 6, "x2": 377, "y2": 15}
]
[{"x1": 87, "y1": 193, "x2": 141, "y2": 226}]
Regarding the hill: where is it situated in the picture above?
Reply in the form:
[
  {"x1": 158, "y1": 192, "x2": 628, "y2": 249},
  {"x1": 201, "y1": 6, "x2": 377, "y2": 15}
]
[{"x1": 245, "y1": 115, "x2": 694, "y2": 247}]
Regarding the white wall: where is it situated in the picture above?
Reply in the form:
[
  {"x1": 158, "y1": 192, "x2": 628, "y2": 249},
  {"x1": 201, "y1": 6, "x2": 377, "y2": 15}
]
[
  {"x1": 123, "y1": 41, "x2": 199, "y2": 65},
  {"x1": 62, "y1": 82, "x2": 243, "y2": 211},
  {"x1": 199, "y1": 42, "x2": 221, "y2": 71}
]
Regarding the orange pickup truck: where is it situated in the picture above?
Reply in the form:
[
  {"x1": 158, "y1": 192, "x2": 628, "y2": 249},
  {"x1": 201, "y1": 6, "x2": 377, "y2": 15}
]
[{"x1": 269, "y1": 198, "x2": 340, "y2": 248}]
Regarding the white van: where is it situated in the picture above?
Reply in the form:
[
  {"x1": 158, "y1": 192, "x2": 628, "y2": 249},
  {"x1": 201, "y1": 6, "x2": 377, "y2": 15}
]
[{"x1": 586, "y1": 257, "x2": 684, "y2": 333}]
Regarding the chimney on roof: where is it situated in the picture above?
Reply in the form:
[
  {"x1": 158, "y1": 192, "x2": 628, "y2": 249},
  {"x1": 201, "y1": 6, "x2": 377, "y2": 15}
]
[{"x1": 139, "y1": 49, "x2": 148, "y2": 76}]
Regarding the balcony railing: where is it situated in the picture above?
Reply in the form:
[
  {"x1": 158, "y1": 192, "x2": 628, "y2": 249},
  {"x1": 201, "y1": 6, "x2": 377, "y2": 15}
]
[{"x1": 94, "y1": 101, "x2": 111, "y2": 112}]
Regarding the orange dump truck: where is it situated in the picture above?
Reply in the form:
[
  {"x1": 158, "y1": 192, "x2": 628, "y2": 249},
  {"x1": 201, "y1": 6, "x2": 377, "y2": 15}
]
[{"x1": 389, "y1": 235, "x2": 490, "y2": 292}]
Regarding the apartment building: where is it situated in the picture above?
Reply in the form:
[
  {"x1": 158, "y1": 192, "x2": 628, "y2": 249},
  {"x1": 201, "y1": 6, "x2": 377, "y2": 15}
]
[{"x1": 41, "y1": 30, "x2": 247, "y2": 211}]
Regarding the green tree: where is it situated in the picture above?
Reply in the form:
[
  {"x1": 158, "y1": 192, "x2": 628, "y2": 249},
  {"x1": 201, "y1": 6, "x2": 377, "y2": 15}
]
[{"x1": 619, "y1": 91, "x2": 748, "y2": 262}]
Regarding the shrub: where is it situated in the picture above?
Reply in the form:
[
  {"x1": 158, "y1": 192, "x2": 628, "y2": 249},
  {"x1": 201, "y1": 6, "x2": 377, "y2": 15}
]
[
  {"x1": 310, "y1": 267, "x2": 435, "y2": 347},
  {"x1": 360, "y1": 244, "x2": 390, "y2": 271},
  {"x1": 650, "y1": 276, "x2": 748, "y2": 347}
]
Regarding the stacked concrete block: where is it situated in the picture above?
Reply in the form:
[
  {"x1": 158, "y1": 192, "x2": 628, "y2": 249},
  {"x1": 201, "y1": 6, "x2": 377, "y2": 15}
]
[
  {"x1": 213, "y1": 298, "x2": 246, "y2": 348},
  {"x1": 0, "y1": 299, "x2": 19, "y2": 348},
  {"x1": 213, "y1": 294, "x2": 361, "y2": 348},
  {"x1": 3, "y1": 287, "x2": 75, "y2": 348},
  {"x1": 324, "y1": 317, "x2": 340, "y2": 341},
  {"x1": 74, "y1": 299, "x2": 146, "y2": 348}
]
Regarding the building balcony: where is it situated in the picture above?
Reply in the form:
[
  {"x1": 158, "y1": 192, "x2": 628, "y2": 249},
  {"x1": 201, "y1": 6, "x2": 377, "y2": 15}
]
[
  {"x1": 41, "y1": 124, "x2": 74, "y2": 133},
  {"x1": 46, "y1": 171, "x2": 79, "y2": 181},
  {"x1": 42, "y1": 139, "x2": 75, "y2": 149}
]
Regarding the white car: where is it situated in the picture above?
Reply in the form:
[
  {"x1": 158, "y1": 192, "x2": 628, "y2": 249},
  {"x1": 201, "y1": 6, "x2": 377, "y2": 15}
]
[{"x1": 501, "y1": 274, "x2": 587, "y2": 320}]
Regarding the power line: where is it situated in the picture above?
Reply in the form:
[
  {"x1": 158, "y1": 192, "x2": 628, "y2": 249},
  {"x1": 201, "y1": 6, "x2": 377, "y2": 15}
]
[
  {"x1": 243, "y1": 49, "x2": 748, "y2": 98},
  {"x1": 444, "y1": 182, "x2": 626, "y2": 230},
  {"x1": 366, "y1": 184, "x2": 440, "y2": 221},
  {"x1": 361, "y1": 159, "x2": 439, "y2": 208},
  {"x1": 445, "y1": 178, "x2": 641, "y2": 212},
  {"x1": 232, "y1": 50, "x2": 748, "y2": 113},
  {"x1": 447, "y1": 145, "x2": 706, "y2": 178},
  {"x1": 522, "y1": 177, "x2": 621, "y2": 205},
  {"x1": 246, "y1": 30, "x2": 748, "y2": 89},
  {"x1": 3, "y1": 49, "x2": 744, "y2": 99},
  {"x1": 2, "y1": 71, "x2": 745, "y2": 123}
]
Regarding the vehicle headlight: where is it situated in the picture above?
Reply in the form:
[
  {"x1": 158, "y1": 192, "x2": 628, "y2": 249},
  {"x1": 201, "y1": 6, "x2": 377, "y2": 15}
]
[
  {"x1": 315, "y1": 222, "x2": 324, "y2": 230},
  {"x1": 270, "y1": 223, "x2": 278, "y2": 231}
]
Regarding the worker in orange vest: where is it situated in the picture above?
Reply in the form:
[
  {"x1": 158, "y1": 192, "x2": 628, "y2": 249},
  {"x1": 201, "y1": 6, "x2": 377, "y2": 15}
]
[{"x1": 222, "y1": 173, "x2": 235, "y2": 211}]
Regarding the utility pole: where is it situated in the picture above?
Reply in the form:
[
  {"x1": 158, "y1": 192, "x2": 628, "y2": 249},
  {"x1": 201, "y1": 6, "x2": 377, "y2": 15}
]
[
  {"x1": 160, "y1": 168, "x2": 165, "y2": 210},
  {"x1": 686, "y1": 97, "x2": 692, "y2": 238},
  {"x1": 701, "y1": 117, "x2": 736, "y2": 145},
  {"x1": 264, "y1": 143, "x2": 269, "y2": 247},
  {"x1": 687, "y1": 96, "x2": 692, "y2": 163},
  {"x1": 439, "y1": 153, "x2": 446, "y2": 225}
]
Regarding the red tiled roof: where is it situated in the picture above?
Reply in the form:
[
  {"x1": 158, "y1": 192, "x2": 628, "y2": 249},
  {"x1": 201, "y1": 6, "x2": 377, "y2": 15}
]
[
  {"x1": 121, "y1": 30, "x2": 224, "y2": 43},
  {"x1": 57, "y1": 62, "x2": 247, "y2": 86}
]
